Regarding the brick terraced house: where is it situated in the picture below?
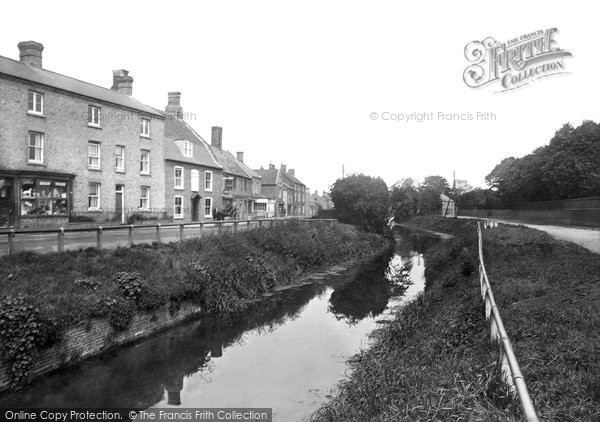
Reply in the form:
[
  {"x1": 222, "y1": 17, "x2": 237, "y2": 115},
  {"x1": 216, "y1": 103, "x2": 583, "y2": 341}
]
[
  {"x1": 163, "y1": 92, "x2": 224, "y2": 222},
  {"x1": 0, "y1": 41, "x2": 166, "y2": 228},
  {"x1": 255, "y1": 164, "x2": 307, "y2": 217}
]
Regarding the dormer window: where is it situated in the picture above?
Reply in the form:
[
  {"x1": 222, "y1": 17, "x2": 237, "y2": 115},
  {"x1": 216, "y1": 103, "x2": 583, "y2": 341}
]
[{"x1": 183, "y1": 141, "x2": 193, "y2": 157}]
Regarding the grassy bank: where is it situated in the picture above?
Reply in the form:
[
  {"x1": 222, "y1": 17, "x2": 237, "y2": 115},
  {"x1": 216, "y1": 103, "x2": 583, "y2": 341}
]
[
  {"x1": 0, "y1": 221, "x2": 389, "y2": 389},
  {"x1": 312, "y1": 217, "x2": 600, "y2": 421}
]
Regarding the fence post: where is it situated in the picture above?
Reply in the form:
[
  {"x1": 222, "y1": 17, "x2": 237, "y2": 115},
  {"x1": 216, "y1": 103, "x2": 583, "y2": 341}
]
[
  {"x1": 234, "y1": 221, "x2": 238, "y2": 233},
  {"x1": 96, "y1": 227, "x2": 103, "y2": 250},
  {"x1": 156, "y1": 224, "x2": 161, "y2": 244},
  {"x1": 259, "y1": 219, "x2": 263, "y2": 228},
  {"x1": 218, "y1": 223, "x2": 223, "y2": 235},
  {"x1": 270, "y1": 220, "x2": 274, "y2": 228},
  {"x1": 58, "y1": 227, "x2": 64, "y2": 252},
  {"x1": 179, "y1": 224, "x2": 185, "y2": 242},
  {"x1": 8, "y1": 230, "x2": 15, "y2": 256},
  {"x1": 129, "y1": 225, "x2": 134, "y2": 247},
  {"x1": 199, "y1": 222, "x2": 203, "y2": 238}
]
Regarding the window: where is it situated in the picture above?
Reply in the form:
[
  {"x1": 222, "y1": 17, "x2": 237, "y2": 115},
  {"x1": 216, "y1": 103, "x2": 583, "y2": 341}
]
[
  {"x1": 140, "y1": 150, "x2": 150, "y2": 174},
  {"x1": 115, "y1": 146, "x2": 125, "y2": 172},
  {"x1": 224, "y1": 177, "x2": 234, "y2": 191},
  {"x1": 28, "y1": 132, "x2": 44, "y2": 163},
  {"x1": 255, "y1": 202, "x2": 267, "y2": 212},
  {"x1": 183, "y1": 141, "x2": 193, "y2": 157},
  {"x1": 88, "y1": 142, "x2": 100, "y2": 169},
  {"x1": 204, "y1": 197, "x2": 212, "y2": 218},
  {"x1": 174, "y1": 196, "x2": 183, "y2": 218},
  {"x1": 205, "y1": 171, "x2": 213, "y2": 191},
  {"x1": 88, "y1": 105, "x2": 100, "y2": 127},
  {"x1": 174, "y1": 166, "x2": 184, "y2": 189},
  {"x1": 191, "y1": 169, "x2": 199, "y2": 192},
  {"x1": 27, "y1": 91, "x2": 43, "y2": 115},
  {"x1": 19, "y1": 179, "x2": 68, "y2": 216},
  {"x1": 141, "y1": 118, "x2": 150, "y2": 137},
  {"x1": 140, "y1": 187, "x2": 150, "y2": 210},
  {"x1": 88, "y1": 183, "x2": 100, "y2": 210}
]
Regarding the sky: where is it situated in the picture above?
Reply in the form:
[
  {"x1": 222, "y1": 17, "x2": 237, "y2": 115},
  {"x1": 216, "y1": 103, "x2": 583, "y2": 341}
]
[{"x1": 0, "y1": 1, "x2": 596, "y2": 193}]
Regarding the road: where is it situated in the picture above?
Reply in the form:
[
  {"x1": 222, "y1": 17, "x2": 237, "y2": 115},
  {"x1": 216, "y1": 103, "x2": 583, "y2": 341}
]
[
  {"x1": 0, "y1": 222, "x2": 256, "y2": 256},
  {"x1": 460, "y1": 216, "x2": 600, "y2": 254}
]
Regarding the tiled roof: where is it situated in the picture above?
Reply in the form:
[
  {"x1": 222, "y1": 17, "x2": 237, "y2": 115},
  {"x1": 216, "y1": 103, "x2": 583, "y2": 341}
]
[
  {"x1": 283, "y1": 171, "x2": 305, "y2": 186},
  {"x1": 0, "y1": 54, "x2": 162, "y2": 117},
  {"x1": 254, "y1": 168, "x2": 278, "y2": 185},
  {"x1": 208, "y1": 146, "x2": 252, "y2": 179},
  {"x1": 164, "y1": 119, "x2": 222, "y2": 169},
  {"x1": 238, "y1": 160, "x2": 262, "y2": 179}
]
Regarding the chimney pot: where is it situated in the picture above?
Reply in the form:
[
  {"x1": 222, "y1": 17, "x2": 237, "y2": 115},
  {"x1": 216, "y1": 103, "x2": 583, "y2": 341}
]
[
  {"x1": 111, "y1": 69, "x2": 133, "y2": 96},
  {"x1": 211, "y1": 126, "x2": 223, "y2": 150},
  {"x1": 281, "y1": 164, "x2": 287, "y2": 173},
  {"x1": 18, "y1": 41, "x2": 44, "y2": 69},
  {"x1": 269, "y1": 164, "x2": 275, "y2": 170},
  {"x1": 165, "y1": 92, "x2": 183, "y2": 119},
  {"x1": 236, "y1": 152, "x2": 244, "y2": 163}
]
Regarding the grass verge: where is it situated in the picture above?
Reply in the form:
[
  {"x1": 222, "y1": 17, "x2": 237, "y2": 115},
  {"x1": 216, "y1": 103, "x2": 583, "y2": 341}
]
[{"x1": 311, "y1": 216, "x2": 600, "y2": 421}]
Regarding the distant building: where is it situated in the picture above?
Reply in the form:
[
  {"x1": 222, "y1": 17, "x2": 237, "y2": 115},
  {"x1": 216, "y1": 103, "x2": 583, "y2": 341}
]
[
  {"x1": 0, "y1": 41, "x2": 166, "y2": 228},
  {"x1": 309, "y1": 190, "x2": 333, "y2": 216},
  {"x1": 254, "y1": 164, "x2": 307, "y2": 217},
  {"x1": 441, "y1": 193, "x2": 455, "y2": 217}
]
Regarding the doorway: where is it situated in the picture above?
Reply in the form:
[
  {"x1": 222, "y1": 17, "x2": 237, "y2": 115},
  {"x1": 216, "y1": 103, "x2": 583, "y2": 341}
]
[
  {"x1": 0, "y1": 178, "x2": 14, "y2": 228},
  {"x1": 115, "y1": 185, "x2": 125, "y2": 224},
  {"x1": 191, "y1": 195, "x2": 200, "y2": 222}
]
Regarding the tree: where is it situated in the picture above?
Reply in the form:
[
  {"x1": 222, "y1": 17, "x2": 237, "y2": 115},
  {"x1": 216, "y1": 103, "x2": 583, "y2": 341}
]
[{"x1": 330, "y1": 174, "x2": 390, "y2": 234}]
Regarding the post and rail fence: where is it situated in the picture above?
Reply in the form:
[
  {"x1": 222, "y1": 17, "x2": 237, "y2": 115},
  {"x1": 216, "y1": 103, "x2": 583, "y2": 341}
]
[
  {"x1": 477, "y1": 221, "x2": 539, "y2": 422},
  {"x1": 1, "y1": 217, "x2": 337, "y2": 256}
]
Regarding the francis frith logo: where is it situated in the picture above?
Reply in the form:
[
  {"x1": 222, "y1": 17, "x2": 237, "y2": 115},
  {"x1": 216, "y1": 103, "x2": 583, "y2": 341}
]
[{"x1": 463, "y1": 28, "x2": 572, "y2": 92}]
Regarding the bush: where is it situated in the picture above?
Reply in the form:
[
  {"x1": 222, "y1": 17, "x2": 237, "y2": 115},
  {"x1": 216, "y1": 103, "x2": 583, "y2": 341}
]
[{"x1": 109, "y1": 299, "x2": 136, "y2": 331}]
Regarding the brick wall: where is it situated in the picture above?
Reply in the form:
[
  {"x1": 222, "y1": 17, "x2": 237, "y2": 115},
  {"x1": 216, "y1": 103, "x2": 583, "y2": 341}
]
[
  {"x1": 0, "y1": 301, "x2": 202, "y2": 391},
  {"x1": 0, "y1": 76, "x2": 166, "y2": 226}
]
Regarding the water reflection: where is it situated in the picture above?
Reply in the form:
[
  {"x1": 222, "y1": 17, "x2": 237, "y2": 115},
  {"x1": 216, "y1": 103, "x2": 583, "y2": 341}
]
[{"x1": 0, "y1": 228, "x2": 438, "y2": 421}]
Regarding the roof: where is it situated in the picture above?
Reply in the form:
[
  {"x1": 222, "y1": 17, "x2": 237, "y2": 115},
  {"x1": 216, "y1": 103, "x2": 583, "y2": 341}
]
[
  {"x1": 0, "y1": 54, "x2": 162, "y2": 117},
  {"x1": 208, "y1": 146, "x2": 253, "y2": 179},
  {"x1": 238, "y1": 160, "x2": 262, "y2": 179},
  {"x1": 255, "y1": 168, "x2": 278, "y2": 185},
  {"x1": 283, "y1": 171, "x2": 305, "y2": 186},
  {"x1": 164, "y1": 119, "x2": 222, "y2": 169}
]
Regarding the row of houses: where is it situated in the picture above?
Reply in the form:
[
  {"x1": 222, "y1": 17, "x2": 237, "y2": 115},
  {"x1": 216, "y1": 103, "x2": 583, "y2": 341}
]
[{"x1": 0, "y1": 41, "x2": 310, "y2": 228}]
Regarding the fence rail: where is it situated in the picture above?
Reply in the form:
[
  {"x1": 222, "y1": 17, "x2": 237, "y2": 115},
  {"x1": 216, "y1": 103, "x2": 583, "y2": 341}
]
[
  {"x1": 477, "y1": 221, "x2": 539, "y2": 422},
  {"x1": 1, "y1": 218, "x2": 337, "y2": 256}
]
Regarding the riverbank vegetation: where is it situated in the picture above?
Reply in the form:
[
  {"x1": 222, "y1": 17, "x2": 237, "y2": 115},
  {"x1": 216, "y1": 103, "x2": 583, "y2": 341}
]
[
  {"x1": 312, "y1": 217, "x2": 600, "y2": 421},
  {"x1": 0, "y1": 221, "x2": 390, "y2": 389}
]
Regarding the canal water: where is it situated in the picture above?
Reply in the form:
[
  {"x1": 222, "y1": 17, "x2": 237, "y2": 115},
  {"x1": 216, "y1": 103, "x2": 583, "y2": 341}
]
[{"x1": 0, "y1": 229, "x2": 438, "y2": 421}]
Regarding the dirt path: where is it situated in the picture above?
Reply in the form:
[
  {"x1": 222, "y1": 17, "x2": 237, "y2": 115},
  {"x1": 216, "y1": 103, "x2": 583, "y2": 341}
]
[{"x1": 459, "y1": 216, "x2": 600, "y2": 254}]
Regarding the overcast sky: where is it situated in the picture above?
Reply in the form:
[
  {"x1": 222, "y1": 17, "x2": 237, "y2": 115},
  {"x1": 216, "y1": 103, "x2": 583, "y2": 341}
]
[{"x1": 1, "y1": 1, "x2": 595, "y2": 192}]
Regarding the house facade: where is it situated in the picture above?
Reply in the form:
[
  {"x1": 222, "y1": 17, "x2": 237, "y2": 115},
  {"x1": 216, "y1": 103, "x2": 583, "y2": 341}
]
[
  {"x1": 208, "y1": 127, "x2": 261, "y2": 220},
  {"x1": 0, "y1": 41, "x2": 166, "y2": 228},
  {"x1": 163, "y1": 92, "x2": 223, "y2": 222},
  {"x1": 255, "y1": 164, "x2": 307, "y2": 217}
]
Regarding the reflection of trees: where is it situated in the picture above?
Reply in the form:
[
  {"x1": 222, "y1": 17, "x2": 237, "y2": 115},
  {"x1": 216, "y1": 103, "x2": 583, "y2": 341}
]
[
  {"x1": 0, "y1": 283, "x2": 326, "y2": 409},
  {"x1": 328, "y1": 257, "x2": 412, "y2": 325}
]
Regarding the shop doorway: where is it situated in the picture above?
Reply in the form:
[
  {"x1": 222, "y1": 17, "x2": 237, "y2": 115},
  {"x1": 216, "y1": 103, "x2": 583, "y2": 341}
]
[{"x1": 0, "y1": 178, "x2": 14, "y2": 228}]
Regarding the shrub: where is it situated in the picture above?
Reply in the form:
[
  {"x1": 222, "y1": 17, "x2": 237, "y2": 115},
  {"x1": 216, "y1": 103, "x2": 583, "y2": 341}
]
[
  {"x1": 114, "y1": 272, "x2": 144, "y2": 302},
  {"x1": 108, "y1": 299, "x2": 136, "y2": 331}
]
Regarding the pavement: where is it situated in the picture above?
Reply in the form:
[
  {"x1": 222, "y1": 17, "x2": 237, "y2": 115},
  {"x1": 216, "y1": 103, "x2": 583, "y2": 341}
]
[{"x1": 458, "y1": 216, "x2": 600, "y2": 254}]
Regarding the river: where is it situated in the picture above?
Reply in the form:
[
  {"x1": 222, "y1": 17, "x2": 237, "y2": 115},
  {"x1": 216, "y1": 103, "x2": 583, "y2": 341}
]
[{"x1": 0, "y1": 228, "x2": 439, "y2": 421}]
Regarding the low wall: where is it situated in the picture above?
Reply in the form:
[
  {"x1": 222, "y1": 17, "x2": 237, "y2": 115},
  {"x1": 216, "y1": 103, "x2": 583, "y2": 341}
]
[
  {"x1": 460, "y1": 208, "x2": 600, "y2": 228},
  {"x1": 0, "y1": 301, "x2": 202, "y2": 391}
]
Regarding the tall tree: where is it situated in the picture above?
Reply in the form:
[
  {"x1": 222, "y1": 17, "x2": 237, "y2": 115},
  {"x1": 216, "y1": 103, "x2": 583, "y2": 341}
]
[{"x1": 330, "y1": 174, "x2": 390, "y2": 233}]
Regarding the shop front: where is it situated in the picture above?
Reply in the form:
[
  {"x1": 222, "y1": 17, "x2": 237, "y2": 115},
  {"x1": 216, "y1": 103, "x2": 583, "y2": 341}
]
[{"x1": 0, "y1": 171, "x2": 74, "y2": 229}]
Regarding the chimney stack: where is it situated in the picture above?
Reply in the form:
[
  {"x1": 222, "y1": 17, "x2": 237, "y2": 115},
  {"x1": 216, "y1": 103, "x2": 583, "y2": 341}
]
[
  {"x1": 165, "y1": 92, "x2": 183, "y2": 119},
  {"x1": 281, "y1": 164, "x2": 287, "y2": 173},
  {"x1": 211, "y1": 126, "x2": 223, "y2": 149},
  {"x1": 18, "y1": 41, "x2": 44, "y2": 69},
  {"x1": 289, "y1": 169, "x2": 295, "y2": 176},
  {"x1": 236, "y1": 152, "x2": 244, "y2": 163},
  {"x1": 111, "y1": 69, "x2": 133, "y2": 96},
  {"x1": 269, "y1": 164, "x2": 275, "y2": 170}
]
